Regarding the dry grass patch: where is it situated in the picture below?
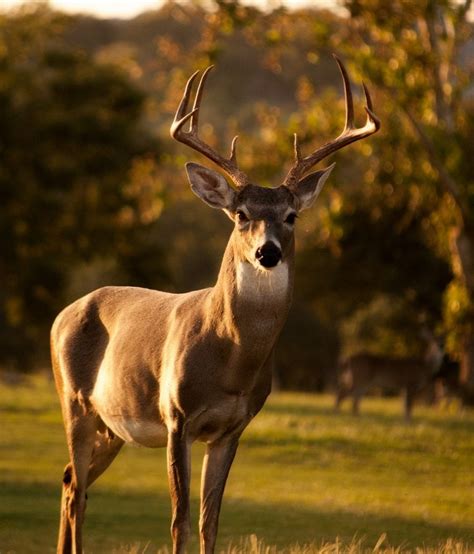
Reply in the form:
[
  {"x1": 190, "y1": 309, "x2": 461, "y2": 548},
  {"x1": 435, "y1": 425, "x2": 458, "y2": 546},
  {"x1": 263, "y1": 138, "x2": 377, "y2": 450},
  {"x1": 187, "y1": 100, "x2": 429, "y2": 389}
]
[{"x1": 118, "y1": 535, "x2": 471, "y2": 554}]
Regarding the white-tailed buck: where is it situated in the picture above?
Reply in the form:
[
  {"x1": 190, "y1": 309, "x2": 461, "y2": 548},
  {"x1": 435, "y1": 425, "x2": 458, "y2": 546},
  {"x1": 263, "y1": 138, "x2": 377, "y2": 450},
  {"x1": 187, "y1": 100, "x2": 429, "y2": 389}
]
[
  {"x1": 51, "y1": 57, "x2": 379, "y2": 554},
  {"x1": 335, "y1": 331, "x2": 443, "y2": 419}
]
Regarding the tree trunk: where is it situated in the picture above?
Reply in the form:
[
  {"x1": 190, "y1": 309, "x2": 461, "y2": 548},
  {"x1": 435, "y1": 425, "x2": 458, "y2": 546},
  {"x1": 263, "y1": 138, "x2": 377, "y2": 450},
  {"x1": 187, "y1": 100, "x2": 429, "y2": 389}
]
[
  {"x1": 460, "y1": 331, "x2": 474, "y2": 404},
  {"x1": 451, "y1": 225, "x2": 474, "y2": 403}
]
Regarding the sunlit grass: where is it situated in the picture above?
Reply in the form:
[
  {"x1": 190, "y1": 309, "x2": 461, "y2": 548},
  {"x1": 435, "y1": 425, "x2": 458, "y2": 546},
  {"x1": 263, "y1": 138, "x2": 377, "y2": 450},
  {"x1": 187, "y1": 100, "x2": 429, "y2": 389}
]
[
  {"x1": 0, "y1": 374, "x2": 473, "y2": 553},
  {"x1": 118, "y1": 534, "x2": 472, "y2": 554}
]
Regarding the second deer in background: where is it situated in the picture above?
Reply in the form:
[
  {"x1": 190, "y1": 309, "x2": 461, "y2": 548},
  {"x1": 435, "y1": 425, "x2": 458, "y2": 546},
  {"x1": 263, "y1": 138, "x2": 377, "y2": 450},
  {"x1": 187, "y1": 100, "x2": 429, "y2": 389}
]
[{"x1": 335, "y1": 330, "x2": 444, "y2": 420}]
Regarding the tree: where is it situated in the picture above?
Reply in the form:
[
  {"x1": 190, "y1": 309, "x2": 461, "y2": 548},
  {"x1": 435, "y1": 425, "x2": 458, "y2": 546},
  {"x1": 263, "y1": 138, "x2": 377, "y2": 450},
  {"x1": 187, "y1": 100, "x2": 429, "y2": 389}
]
[
  {"x1": 333, "y1": 0, "x2": 474, "y2": 399},
  {"x1": 0, "y1": 5, "x2": 162, "y2": 369}
]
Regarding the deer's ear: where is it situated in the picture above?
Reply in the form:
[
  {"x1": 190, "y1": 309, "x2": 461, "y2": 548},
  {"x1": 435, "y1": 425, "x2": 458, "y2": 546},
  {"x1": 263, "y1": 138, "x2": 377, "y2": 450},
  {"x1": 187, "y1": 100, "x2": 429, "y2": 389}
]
[
  {"x1": 294, "y1": 163, "x2": 335, "y2": 212},
  {"x1": 186, "y1": 162, "x2": 236, "y2": 210}
]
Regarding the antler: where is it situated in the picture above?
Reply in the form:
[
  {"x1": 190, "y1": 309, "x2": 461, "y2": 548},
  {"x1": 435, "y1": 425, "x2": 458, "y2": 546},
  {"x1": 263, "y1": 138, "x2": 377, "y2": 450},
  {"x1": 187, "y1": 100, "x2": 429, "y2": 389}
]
[
  {"x1": 283, "y1": 55, "x2": 381, "y2": 189},
  {"x1": 171, "y1": 66, "x2": 250, "y2": 189}
]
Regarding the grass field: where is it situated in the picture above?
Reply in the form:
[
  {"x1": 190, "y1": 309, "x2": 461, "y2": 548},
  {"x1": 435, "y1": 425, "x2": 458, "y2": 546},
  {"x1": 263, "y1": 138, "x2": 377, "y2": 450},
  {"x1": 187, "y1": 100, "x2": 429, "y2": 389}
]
[{"x1": 0, "y1": 373, "x2": 473, "y2": 553}]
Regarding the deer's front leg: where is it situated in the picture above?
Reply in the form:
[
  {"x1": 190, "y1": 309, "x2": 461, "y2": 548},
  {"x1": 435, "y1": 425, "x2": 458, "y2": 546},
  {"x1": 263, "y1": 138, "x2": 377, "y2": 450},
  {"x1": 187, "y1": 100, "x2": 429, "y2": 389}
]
[
  {"x1": 199, "y1": 437, "x2": 239, "y2": 554},
  {"x1": 167, "y1": 425, "x2": 192, "y2": 554}
]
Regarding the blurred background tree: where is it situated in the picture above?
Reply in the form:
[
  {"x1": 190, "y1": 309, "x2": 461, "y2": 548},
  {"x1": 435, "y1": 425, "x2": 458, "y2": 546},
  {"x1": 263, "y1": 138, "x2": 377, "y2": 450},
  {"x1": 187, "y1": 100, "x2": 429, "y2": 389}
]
[
  {"x1": 0, "y1": 5, "x2": 163, "y2": 369},
  {"x1": 336, "y1": 0, "x2": 474, "y2": 399},
  {"x1": 0, "y1": 0, "x2": 472, "y2": 399}
]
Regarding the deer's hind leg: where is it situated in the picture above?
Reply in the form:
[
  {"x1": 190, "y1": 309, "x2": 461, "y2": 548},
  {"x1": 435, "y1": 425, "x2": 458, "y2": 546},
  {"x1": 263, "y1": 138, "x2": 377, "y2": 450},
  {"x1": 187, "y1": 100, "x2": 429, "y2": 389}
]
[
  {"x1": 58, "y1": 418, "x2": 124, "y2": 554},
  {"x1": 403, "y1": 386, "x2": 416, "y2": 421},
  {"x1": 334, "y1": 386, "x2": 350, "y2": 411},
  {"x1": 352, "y1": 389, "x2": 363, "y2": 415},
  {"x1": 57, "y1": 395, "x2": 98, "y2": 554},
  {"x1": 52, "y1": 298, "x2": 112, "y2": 553},
  {"x1": 87, "y1": 430, "x2": 124, "y2": 487}
]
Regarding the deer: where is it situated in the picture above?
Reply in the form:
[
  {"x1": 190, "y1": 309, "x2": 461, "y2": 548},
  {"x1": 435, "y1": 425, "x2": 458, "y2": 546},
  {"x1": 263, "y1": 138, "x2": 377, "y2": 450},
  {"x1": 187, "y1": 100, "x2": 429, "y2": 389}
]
[
  {"x1": 50, "y1": 56, "x2": 379, "y2": 554},
  {"x1": 335, "y1": 330, "x2": 444, "y2": 420}
]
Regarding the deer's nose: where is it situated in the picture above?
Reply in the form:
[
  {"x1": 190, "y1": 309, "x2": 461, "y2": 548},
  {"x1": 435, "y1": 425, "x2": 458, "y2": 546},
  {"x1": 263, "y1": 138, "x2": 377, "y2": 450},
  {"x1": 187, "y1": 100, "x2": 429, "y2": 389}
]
[{"x1": 255, "y1": 241, "x2": 282, "y2": 268}]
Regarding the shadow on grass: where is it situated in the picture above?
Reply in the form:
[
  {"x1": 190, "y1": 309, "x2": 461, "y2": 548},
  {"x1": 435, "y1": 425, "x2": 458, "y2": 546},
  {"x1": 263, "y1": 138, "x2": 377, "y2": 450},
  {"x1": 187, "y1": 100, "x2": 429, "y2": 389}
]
[{"x1": 1, "y1": 480, "x2": 472, "y2": 554}]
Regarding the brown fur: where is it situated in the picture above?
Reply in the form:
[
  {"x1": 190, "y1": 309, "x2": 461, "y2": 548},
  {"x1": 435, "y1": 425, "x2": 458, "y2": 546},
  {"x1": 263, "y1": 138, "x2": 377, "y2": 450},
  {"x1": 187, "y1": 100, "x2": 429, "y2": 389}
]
[{"x1": 51, "y1": 171, "x2": 333, "y2": 554}]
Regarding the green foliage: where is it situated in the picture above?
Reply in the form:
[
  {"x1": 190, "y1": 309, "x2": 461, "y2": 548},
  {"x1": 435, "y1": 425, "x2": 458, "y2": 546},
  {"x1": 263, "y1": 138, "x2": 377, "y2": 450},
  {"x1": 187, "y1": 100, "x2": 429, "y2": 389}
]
[
  {"x1": 277, "y1": 300, "x2": 339, "y2": 390},
  {"x1": 1, "y1": 0, "x2": 472, "y2": 388},
  {"x1": 334, "y1": 0, "x2": 474, "y2": 387},
  {"x1": 1, "y1": 375, "x2": 473, "y2": 552},
  {"x1": 0, "y1": 5, "x2": 162, "y2": 368},
  {"x1": 340, "y1": 295, "x2": 426, "y2": 358},
  {"x1": 443, "y1": 279, "x2": 474, "y2": 358}
]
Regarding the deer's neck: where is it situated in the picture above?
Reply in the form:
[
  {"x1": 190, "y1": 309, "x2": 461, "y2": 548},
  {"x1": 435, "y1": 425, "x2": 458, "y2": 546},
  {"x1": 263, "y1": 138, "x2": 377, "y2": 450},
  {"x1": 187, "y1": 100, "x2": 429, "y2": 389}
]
[{"x1": 209, "y1": 233, "x2": 294, "y2": 345}]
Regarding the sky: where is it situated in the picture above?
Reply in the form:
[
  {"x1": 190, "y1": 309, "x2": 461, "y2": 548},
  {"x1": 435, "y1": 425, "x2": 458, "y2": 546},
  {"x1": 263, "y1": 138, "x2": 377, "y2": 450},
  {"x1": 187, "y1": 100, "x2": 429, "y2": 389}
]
[{"x1": 1, "y1": 0, "x2": 336, "y2": 19}]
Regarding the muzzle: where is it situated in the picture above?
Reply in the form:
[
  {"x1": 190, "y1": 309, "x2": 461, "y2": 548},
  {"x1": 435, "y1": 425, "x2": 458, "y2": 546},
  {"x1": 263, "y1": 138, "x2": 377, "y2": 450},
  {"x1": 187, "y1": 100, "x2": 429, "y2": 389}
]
[{"x1": 255, "y1": 241, "x2": 282, "y2": 268}]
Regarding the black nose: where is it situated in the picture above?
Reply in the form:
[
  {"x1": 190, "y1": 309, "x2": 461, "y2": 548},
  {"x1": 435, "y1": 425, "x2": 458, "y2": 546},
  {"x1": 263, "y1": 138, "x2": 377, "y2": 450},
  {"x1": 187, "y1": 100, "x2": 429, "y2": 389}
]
[{"x1": 255, "y1": 241, "x2": 282, "y2": 268}]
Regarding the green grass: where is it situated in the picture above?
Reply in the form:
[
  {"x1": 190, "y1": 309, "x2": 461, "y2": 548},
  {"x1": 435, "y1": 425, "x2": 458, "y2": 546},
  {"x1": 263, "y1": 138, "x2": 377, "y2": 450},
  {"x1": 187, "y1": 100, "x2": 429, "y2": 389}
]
[{"x1": 0, "y1": 373, "x2": 473, "y2": 553}]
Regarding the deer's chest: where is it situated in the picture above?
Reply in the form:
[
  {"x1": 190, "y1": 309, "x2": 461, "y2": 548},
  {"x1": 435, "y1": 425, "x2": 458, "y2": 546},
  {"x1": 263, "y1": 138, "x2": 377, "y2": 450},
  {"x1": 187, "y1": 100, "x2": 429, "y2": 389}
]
[{"x1": 160, "y1": 349, "x2": 272, "y2": 444}]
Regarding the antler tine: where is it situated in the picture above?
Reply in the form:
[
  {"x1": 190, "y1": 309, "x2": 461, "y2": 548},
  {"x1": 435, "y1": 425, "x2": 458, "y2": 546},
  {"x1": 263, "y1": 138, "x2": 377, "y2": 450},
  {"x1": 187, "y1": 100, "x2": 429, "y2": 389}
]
[
  {"x1": 362, "y1": 82, "x2": 381, "y2": 129},
  {"x1": 170, "y1": 70, "x2": 200, "y2": 137},
  {"x1": 334, "y1": 54, "x2": 355, "y2": 131},
  {"x1": 171, "y1": 66, "x2": 250, "y2": 189},
  {"x1": 293, "y1": 133, "x2": 302, "y2": 162},
  {"x1": 283, "y1": 55, "x2": 380, "y2": 190},
  {"x1": 362, "y1": 82, "x2": 373, "y2": 112},
  {"x1": 190, "y1": 65, "x2": 214, "y2": 133},
  {"x1": 230, "y1": 135, "x2": 239, "y2": 163}
]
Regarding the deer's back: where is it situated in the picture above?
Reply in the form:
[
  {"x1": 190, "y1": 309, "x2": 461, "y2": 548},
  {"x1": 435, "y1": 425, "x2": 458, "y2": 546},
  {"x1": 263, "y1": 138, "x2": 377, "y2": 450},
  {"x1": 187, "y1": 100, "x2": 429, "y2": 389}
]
[
  {"x1": 51, "y1": 284, "x2": 213, "y2": 377},
  {"x1": 342, "y1": 353, "x2": 429, "y2": 389}
]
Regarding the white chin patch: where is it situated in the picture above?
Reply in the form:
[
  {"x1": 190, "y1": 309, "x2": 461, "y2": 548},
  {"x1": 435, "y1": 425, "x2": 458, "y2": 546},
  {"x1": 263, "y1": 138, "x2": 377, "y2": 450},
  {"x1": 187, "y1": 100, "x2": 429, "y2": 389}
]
[{"x1": 236, "y1": 261, "x2": 289, "y2": 300}]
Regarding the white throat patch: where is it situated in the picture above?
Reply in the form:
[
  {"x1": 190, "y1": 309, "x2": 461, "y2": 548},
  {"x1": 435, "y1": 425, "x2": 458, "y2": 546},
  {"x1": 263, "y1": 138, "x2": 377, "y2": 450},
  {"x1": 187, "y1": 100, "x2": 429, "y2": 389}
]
[{"x1": 236, "y1": 261, "x2": 289, "y2": 302}]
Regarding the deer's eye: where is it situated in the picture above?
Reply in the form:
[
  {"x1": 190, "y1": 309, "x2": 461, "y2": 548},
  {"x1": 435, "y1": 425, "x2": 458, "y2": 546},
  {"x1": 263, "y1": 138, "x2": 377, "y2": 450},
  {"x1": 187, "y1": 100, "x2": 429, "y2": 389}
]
[
  {"x1": 236, "y1": 210, "x2": 249, "y2": 223},
  {"x1": 285, "y1": 213, "x2": 297, "y2": 225}
]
